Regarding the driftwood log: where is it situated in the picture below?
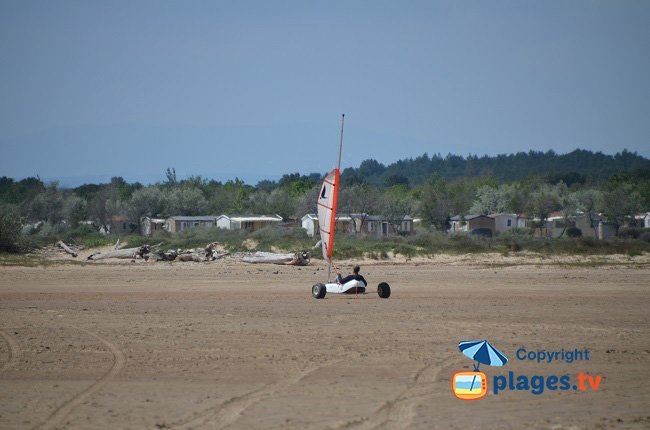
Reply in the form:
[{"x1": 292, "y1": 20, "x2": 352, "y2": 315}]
[
  {"x1": 87, "y1": 245, "x2": 151, "y2": 261},
  {"x1": 177, "y1": 253, "x2": 204, "y2": 262},
  {"x1": 210, "y1": 251, "x2": 230, "y2": 261},
  {"x1": 56, "y1": 240, "x2": 78, "y2": 257},
  {"x1": 151, "y1": 249, "x2": 178, "y2": 261},
  {"x1": 242, "y1": 251, "x2": 310, "y2": 266},
  {"x1": 287, "y1": 251, "x2": 311, "y2": 266},
  {"x1": 175, "y1": 250, "x2": 226, "y2": 262}
]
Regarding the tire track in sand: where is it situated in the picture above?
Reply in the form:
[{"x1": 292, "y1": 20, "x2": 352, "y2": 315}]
[
  {"x1": 0, "y1": 329, "x2": 21, "y2": 374},
  {"x1": 36, "y1": 326, "x2": 126, "y2": 430},
  {"x1": 332, "y1": 361, "x2": 443, "y2": 430},
  {"x1": 370, "y1": 362, "x2": 517, "y2": 430},
  {"x1": 174, "y1": 360, "x2": 342, "y2": 429}
]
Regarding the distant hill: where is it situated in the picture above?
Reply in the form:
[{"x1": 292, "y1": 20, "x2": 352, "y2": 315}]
[{"x1": 340, "y1": 149, "x2": 650, "y2": 187}]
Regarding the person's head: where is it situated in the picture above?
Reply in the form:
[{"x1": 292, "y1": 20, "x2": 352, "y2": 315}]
[{"x1": 353, "y1": 265, "x2": 360, "y2": 274}]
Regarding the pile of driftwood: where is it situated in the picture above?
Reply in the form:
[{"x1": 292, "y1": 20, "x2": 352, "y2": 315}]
[
  {"x1": 241, "y1": 251, "x2": 310, "y2": 266},
  {"x1": 156, "y1": 242, "x2": 229, "y2": 262},
  {"x1": 56, "y1": 238, "x2": 309, "y2": 265},
  {"x1": 86, "y1": 241, "x2": 229, "y2": 263}
]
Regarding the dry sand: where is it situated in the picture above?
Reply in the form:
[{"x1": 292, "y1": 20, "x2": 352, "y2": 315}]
[{"x1": 1, "y1": 254, "x2": 649, "y2": 429}]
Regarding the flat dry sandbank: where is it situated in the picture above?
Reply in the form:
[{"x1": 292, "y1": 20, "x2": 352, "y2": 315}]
[{"x1": 1, "y1": 258, "x2": 649, "y2": 429}]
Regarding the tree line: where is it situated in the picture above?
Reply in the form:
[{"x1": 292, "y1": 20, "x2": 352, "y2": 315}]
[{"x1": 1, "y1": 149, "x2": 649, "y2": 251}]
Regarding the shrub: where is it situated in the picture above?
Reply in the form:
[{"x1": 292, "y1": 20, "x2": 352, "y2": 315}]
[
  {"x1": 640, "y1": 232, "x2": 650, "y2": 243},
  {"x1": 0, "y1": 205, "x2": 22, "y2": 252},
  {"x1": 499, "y1": 228, "x2": 533, "y2": 239},
  {"x1": 62, "y1": 224, "x2": 115, "y2": 248},
  {"x1": 36, "y1": 222, "x2": 68, "y2": 239},
  {"x1": 393, "y1": 243, "x2": 419, "y2": 258},
  {"x1": 250, "y1": 226, "x2": 312, "y2": 251},
  {"x1": 507, "y1": 239, "x2": 522, "y2": 252},
  {"x1": 162, "y1": 227, "x2": 247, "y2": 251},
  {"x1": 618, "y1": 227, "x2": 644, "y2": 239},
  {"x1": 566, "y1": 227, "x2": 582, "y2": 238}
]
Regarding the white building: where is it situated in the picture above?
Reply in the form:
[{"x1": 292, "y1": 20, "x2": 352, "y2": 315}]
[
  {"x1": 634, "y1": 212, "x2": 650, "y2": 228},
  {"x1": 140, "y1": 217, "x2": 166, "y2": 236},
  {"x1": 301, "y1": 214, "x2": 354, "y2": 237},
  {"x1": 598, "y1": 220, "x2": 616, "y2": 239},
  {"x1": 301, "y1": 214, "x2": 319, "y2": 237},
  {"x1": 489, "y1": 213, "x2": 525, "y2": 233},
  {"x1": 216, "y1": 214, "x2": 283, "y2": 232},
  {"x1": 301, "y1": 213, "x2": 413, "y2": 237},
  {"x1": 165, "y1": 216, "x2": 218, "y2": 233}
]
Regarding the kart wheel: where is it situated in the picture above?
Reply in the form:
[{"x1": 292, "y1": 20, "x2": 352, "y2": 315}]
[
  {"x1": 312, "y1": 283, "x2": 327, "y2": 299},
  {"x1": 377, "y1": 282, "x2": 391, "y2": 299}
]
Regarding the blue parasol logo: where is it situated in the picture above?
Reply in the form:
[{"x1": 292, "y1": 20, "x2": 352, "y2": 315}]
[
  {"x1": 459, "y1": 340, "x2": 508, "y2": 371},
  {"x1": 452, "y1": 340, "x2": 509, "y2": 400}
]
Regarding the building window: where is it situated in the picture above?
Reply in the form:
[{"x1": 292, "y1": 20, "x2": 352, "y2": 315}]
[
  {"x1": 194, "y1": 222, "x2": 200, "y2": 227},
  {"x1": 242, "y1": 221, "x2": 254, "y2": 231},
  {"x1": 368, "y1": 221, "x2": 375, "y2": 232},
  {"x1": 507, "y1": 219, "x2": 512, "y2": 227},
  {"x1": 122, "y1": 222, "x2": 127, "y2": 230}
]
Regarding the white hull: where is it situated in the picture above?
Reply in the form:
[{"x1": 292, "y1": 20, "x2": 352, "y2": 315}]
[{"x1": 325, "y1": 279, "x2": 366, "y2": 294}]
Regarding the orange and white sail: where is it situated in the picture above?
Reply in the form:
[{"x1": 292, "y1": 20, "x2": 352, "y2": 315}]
[{"x1": 317, "y1": 168, "x2": 340, "y2": 263}]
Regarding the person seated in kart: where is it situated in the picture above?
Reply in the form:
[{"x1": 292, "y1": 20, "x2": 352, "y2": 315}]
[{"x1": 334, "y1": 265, "x2": 367, "y2": 286}]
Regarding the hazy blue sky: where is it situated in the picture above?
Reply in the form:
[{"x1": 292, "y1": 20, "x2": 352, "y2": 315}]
[{"x1": 1, "y1": 1, "x2": 649, "y2": 186}]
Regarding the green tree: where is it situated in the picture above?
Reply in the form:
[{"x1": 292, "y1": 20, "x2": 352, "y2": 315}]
[
  {"x1": 27, "y1": 183, "x2": 64, "y2": 224},
  {"x1": 62, "y1": 195, "x2": 88, "y2": 226},
  {"x1": 266, "y1": 188, "x2": 296, "y2": 219},
  {"x1": 278, "y1": 173, "x2": 320, "y2": 197},
  {"x1": 527, "y1": 184, "x2": 562, "y2": 235},
  {"x1": 384, "y1": 174, "x2": 410, "y2": 189},
  {"x1": 418, "y1": 174, "x2": 450, "y2": 230},
  {"x1": 294, "y1": 185, "x2": 320, "y2": 219},
  {"x1": 470, "y1": 186, "x2": 499, "y2": 215},
  {"x1": 208, "y1": 179, "x2": 253, "y2": 214},
  {"x1": 556, "y1": 182, "x2": 575, "y2": 237},
  {"x1": 601, "y1": 185, "x2": 642, "y2": 234},
  {"x1": 470, "y1": 184, "x2": 522, "y2": 215},
  {"x1": 166, "y1": 187, "x2": 207, "y2": 216},
  {"x1": 382, "y1": 192, "x2": 416, "y2": 234},
  {"x1": 571, "y1": 189, "x2": 603, "y2": 237},
  {"x1": 164, "y1": 168, "x2": 177, "y2": 187},
  {"x1": 339, "y1": 182, "x2": 380, "y2": 210},
  {"x1": 0, "y1": 205, "x2": 22, "y2": 251},
  {"x1": 127, "y1": 187, "x2": 169, "y2": 222},
  {"x1": 0, "y1": 176, "x2": 45, "y2": 206}
]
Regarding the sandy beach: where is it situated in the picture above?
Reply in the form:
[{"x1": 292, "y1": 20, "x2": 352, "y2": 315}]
[{"x1": 1, "y1": 254, "x2": 649, "y2": 429}]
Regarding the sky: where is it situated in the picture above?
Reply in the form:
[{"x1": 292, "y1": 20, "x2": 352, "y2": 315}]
[{"x1": 1, "y1": 1, "x2": 649, "y2": 186}]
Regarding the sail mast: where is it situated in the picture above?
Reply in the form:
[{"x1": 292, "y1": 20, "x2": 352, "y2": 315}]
[
  {"x1": 337, "y1": 114, "x2": 345, "y2": 170},
  {"x1": 328, "y1": 114, "x2": 344, "y2": 281}
]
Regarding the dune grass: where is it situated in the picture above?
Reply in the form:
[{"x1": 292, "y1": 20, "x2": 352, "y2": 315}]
[{"x1": 4, "y1": 225, "x2": 650, "y2": 263}]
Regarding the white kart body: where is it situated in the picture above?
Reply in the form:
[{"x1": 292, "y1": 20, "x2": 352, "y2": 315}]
[{"x1": 325, "y1": 279, "x2": 366, "y2": 294}]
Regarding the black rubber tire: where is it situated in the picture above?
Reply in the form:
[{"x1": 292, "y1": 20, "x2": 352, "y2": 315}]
[
  {"x1": 377, "y1": 282, "x2": 391, "y2": 299},
  {"x1": 312, "y1": 283, "x2": 327, "y2": 299}
]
